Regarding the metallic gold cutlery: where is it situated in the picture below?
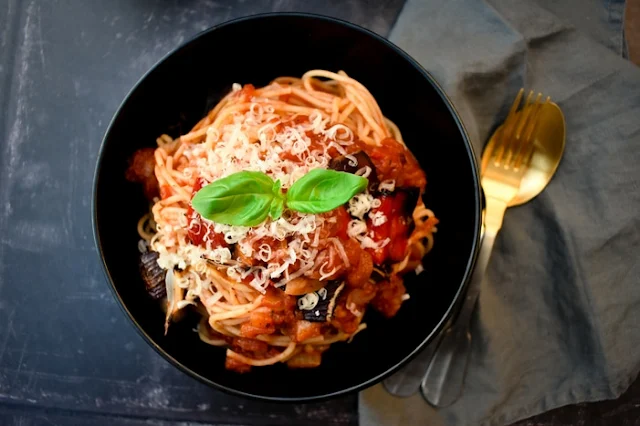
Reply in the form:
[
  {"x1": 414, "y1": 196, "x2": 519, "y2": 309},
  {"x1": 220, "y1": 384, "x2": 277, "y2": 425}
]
[{"x1": 419, "y1": 90, "x2": 566, "y2": 407}]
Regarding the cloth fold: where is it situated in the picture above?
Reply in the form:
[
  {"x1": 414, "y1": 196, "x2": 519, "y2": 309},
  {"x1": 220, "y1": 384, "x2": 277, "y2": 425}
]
[{"x1": 360, "y1": 1, "x2": 640, "y2": 425}]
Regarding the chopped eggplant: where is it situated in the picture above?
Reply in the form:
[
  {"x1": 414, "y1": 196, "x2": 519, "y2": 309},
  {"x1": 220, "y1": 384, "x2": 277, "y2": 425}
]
[
  {"x1": 298, "y1": 281, "x2": 345, "y2": 322},
  {"x1": 329, "y1": 150, "x2": 379, "y2": 190},
  {"x1": 139, "y1": 250, "x2": 166, "y2": 300},
  {"x1": 398, "y1": 187, "x2": 420, "y2": 216},
  {"x1": 378, "y1": 187, "x2": 420, "y2": 216},
  {"x1": 164, "y1": 268, "x2": 185, "y2": 334},
  {"x1": 369, "y1": 266, "x2": 388, "y2": 283}
]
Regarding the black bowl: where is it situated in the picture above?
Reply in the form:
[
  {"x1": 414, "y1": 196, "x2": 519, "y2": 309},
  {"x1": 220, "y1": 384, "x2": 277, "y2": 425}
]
[{"x1": 93, "y1": 13, "x2": 482, "y2": 401}]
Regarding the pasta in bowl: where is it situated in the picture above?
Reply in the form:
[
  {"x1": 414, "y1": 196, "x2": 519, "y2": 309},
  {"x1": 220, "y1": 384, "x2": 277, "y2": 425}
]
[
  {"x1": 93, "y1": 13, "x2": 481, "y2": 400},
  {"x1": 126, "y1": 71, "x2": 439, "y2": 372}
]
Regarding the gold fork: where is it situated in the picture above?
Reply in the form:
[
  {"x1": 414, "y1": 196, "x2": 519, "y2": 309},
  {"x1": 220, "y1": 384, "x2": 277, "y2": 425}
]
[
  {"x1": 419, "y1": 89, "x2": 550, "y2": 407},
  {"x1": 481, "y1": 89, "x2": 550, "y2": 229}
]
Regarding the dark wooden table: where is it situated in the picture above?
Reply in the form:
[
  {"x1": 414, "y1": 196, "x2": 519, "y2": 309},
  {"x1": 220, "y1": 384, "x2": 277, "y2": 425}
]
[{"x1": 0, "y1": 1, "x2": 638, "y2": 425}]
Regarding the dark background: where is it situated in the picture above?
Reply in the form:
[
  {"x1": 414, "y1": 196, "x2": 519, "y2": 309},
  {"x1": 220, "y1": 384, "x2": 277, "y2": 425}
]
[{"x1": 1, "y1": 1, "x2": 638, "y2": 425}]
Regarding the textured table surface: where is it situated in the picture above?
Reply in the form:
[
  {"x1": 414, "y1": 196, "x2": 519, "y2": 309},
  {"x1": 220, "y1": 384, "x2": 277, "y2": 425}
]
[{"x1": 0, "y1": 1, "x2": 638, "y2": 425}]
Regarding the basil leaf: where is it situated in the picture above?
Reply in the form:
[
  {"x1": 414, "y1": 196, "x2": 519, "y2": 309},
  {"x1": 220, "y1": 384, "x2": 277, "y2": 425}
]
[
  {"x1": 286, "y1": 169, "x2": 368, "y2": 214},
  {"x1": 269, "y1": 179, "x2": 285, "y2": 220},
  {"x1": 192, "y1": 171, "x2": 275, "y2": 226},
  {"x1": 269, "y1": 197, "x2": 284, "y2": 220}
]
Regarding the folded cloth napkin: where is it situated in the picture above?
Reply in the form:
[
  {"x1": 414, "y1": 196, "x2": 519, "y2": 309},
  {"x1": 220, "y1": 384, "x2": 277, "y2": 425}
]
[{"x1": 360, "y1": 0, "x2": 640, "y2": 425}]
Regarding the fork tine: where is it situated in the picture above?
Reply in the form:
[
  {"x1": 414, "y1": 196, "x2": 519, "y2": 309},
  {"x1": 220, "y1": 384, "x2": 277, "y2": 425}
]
[
  {"x1": 522, "y1": 95, "x2": 550, "y2": 143},
  {"x1": 505, "y1": 88, "x2": 524, "y2": 122},
  {"x1": 501, "y1": 90, "x2": 533, "y2": 167},
  {"x1": 516, "y1": 93, "x2": 541, "y2": 139},
  {"x1": 510, "y1": 92, "x2": 542, "y2": 168},
  {"x1": 513, "y1": 96, "x2": 549, "y2": 170},
  {"x1": 494, "y1": 89, "x2": 524, "y2": 164},
  {"x1": 515, "y1": 131, "x2": 537, "y2": 171}
]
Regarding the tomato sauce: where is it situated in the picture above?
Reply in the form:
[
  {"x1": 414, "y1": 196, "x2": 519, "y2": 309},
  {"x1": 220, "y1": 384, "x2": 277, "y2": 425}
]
[
  {"x1": 125, "y1": 147, "x2": 159, "y2": 200},
  {"x1": 221, "y1": 136, "x2": 423, "y2": 371},
  {"x1": 129, "y1": 128, "x2": 423, "y2": 373},
  {"x1": 236, "y1": 84, "x2": 256, "y2": 102},
  {"x1": 366, "y1": 193, "x2": 412, "y2": 264},
  {"x1": 186, "y1": 179, "x2": 227, "y2": 248},
  {"x1": 351, "y1": 137, "x2": 426, "y2": 191}
]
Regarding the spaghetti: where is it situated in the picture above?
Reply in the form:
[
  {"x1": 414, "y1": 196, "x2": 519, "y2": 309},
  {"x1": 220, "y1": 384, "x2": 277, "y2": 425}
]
[{"x1": 126, "y1": 70, "x2": 438, "y2": 372}]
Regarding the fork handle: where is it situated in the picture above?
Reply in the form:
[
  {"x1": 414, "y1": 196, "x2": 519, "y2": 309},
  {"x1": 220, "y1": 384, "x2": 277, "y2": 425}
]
[{"x1": 420, "y1": 196, "x2": 506, "y2": 407}]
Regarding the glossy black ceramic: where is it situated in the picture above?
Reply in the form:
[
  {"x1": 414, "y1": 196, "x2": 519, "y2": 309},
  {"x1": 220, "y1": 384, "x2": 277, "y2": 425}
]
[{"x1": 93, "y1": 13, "x2": 482, "y2": 401}]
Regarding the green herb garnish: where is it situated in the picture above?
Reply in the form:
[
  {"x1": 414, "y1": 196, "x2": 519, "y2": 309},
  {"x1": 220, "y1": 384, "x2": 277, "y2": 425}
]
[{"x1": 191, "y1": 169, "x2": 368, "y2": 226}]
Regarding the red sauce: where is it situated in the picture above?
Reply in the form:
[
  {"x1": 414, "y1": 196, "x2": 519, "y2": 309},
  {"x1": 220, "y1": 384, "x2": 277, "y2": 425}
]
[
  {"x1": 128, "y1": 127, "x2": 421, "y2": 373},
  {"x1": 366, "y1": 193, "x2": 411, "y2": 264},
  {"x1": 222, "y1": 135, "x2": 422, "y2": 370},
  {"x1": 159, "y1": 185, "x2": 172, "y2": 200},
  {"x1": 354, "y1": 138, "x2": 426, "y2": 191},
  {"x1": 125, "y1": 147, "x2": 158, "y2": 200},
  {"x1": 371, "y1": 276, "x2": 406, "y2": 318},
  {"x1": 346, "y1": 245, "x2": 373, "y2": 288},
  {"x1": 236, "y1": 84, "x2": 255, "y2": 102},
  {"x1": 331, "y1": 302, "x2": 361, "y2": 334},
  {"x1": 321, "y1": 206, "x2": 351, "y2": 241},
  {"x1": 277, "y1": 116, "x2": 329, "y2": 162},
  {"x1": 225, "y1": 357, "x2": 252, "y2": 373},
  {"x1": 186, "y1": 179, "x2": 227, "y2": 248}
]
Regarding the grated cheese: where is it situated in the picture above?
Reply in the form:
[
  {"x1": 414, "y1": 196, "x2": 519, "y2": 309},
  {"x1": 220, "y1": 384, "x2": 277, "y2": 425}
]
[
  {"x1": 379, "y1": 179, "x2": 396, "y2": 192},
  {"x1": 355, "y1": 166, "x2": 372, "y2": 178},
  {"x1": 319, "y1": 262, "x2": 339, "y2": 281},
  {"x1": 347, "y1": 193, "x2": 375, "y2": 219},
  {"x1": 257, "y1": 244, "x2": 272, "y2": 262},
  {"x1": 298, "y1": 292, "x2": 320, "y2": 310},
  {"x1": 205, "y1": 247, "x2": 233, "y2": 264},
  {"x1": 346, "y1": 219, "x2": 390, "y2": 250},
  {"x1": 317, "y1": 288, "x2": 328, "y2": 300},
  {"x1": 344, "y1": 154, "x2": 358, "y2": 167},
  {"x1": 154, "y1": 94, "x2": 378, "y2": 293},
  {"x1": 370, "y1": 211, "x2": 387, "y2": 227},
  {"x1": 329, "y1": 237, "x2": 350, "y2": 268}
]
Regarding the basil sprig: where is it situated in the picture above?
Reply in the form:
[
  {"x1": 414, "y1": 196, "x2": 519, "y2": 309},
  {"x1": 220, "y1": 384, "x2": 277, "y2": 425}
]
[
  {"x1": 191, "y1": 171, "x2": 285, "y2": 226},
  {"x1": 191, "y1": 169, "x2": 368, "y2": 226},
  {"x1": 286, "y1": 169, "x2": 367, "y2": 213}
]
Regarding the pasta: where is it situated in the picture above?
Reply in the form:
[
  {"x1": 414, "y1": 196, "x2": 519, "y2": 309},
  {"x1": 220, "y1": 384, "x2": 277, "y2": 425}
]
[{"x1": 126, "y1": 70, "x2": 438, "y2": 372}]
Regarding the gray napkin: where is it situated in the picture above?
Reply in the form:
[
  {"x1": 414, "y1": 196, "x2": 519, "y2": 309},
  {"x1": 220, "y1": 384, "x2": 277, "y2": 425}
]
[{"x1": 360, "y1": 0, "x2": 640, "y2": 425}]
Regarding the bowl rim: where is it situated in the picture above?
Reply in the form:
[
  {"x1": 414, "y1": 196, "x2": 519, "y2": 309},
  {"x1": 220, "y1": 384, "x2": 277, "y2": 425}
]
[{"x1": 92, "y1": 11, "x2": 482, "y2": 402}]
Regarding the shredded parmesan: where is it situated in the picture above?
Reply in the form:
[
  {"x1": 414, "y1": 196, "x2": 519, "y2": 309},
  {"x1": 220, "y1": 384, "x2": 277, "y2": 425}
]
[
  {"x1": 205, "y1": 247, "x2": 233, "y2": 264},
  {"x1": 279, "y1": 260, "x2": 315, "y2": 285},
  {"x1": 346, "y1": 219, "x2": 390, "y2": 250},
  {"x1": 317, "y1": 288, "x2": 328, "y2": 300},
  {"x1": 347, "y1": 219, "x2": 368, "y2": 239},
  {"x1": 319, "y1": 262, "x2": 339, "y2": 281},
  {"x1": 355, "y1": 166, "x2": 372, "y2": 178},
  {"x1": 153, "y1": 100, "x2": 381, "y2": 293},
  {"x1": 347, "y1": 193, "x2": 375, "y2": 219},
  {"x1": 257, "y1": 244, "x2": 272, "y2": 262},
  {"x1": 379, "y1": 179, "x2": 396, "y2": 192},
  {"x1": 344, "y1": 154, "x2": 358, "y2": 167},
  {"x1": 329, "y1": 237, "x2": 350, "y2": 268},
  {"x1": 298, "y1": 293, "x2": 320, "y2": 310},
  {"x1": 370, "y1": 211, "x2": 387, "y2": 227}
]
